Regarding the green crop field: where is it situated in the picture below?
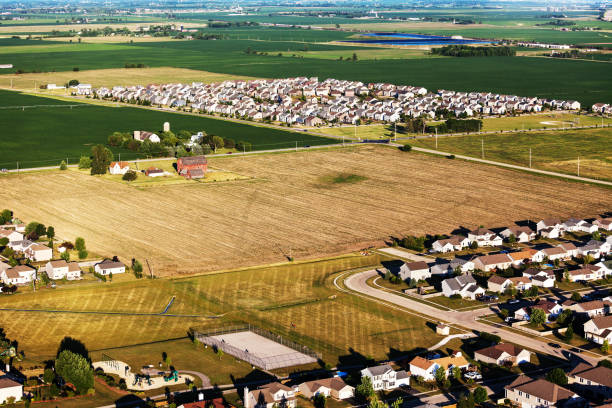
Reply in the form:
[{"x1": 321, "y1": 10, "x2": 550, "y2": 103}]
[
  {"x1": 409, "y1": 128, "x2": 612, "y2": 181},
  {"x1": 1, "y1": 37, "x2": 611, "y2": 106},
  {"x1": 0, "y1": 254, "x2": 443, "y2": 367},
  {"x1": 0, "y1": 90, "x2": 335, "y2": 169}
]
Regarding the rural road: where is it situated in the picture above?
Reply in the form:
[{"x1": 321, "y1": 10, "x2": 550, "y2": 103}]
[{"x1": 342, "y1": 270, "x2": 602, "y2": 365}]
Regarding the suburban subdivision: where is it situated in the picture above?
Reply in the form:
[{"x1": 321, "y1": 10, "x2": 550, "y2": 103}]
[{"x1": 0, "y1": 1, "x2": 611, "y2": 408}]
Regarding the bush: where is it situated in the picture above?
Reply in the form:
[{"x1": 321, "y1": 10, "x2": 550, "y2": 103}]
[
  {"x1": 447, "y1": 154, "x2": 456, "y2": 159},
  {"x1": 546, "y1": 368, "x2": 568, "y2": 386},
  {"x1": 479, "y1": 331, "x2": 501, "y2": 344},
  {"x1": 60, "y1": 251, "x2": 70, "y2": 262},
  {"x1": 78, "y1": 156, "x2": 92, "y2": 169},
  {"x1": 93, "y1": 271, "x2": 107, "y2": 282},
  {"x1": 122, "y1": 170, "x2": 138, "y2": 182},
  {"x1": 399, "y1": 144, "x2": 412, "y2": 152},
  {"x1": 59, "y1": 160, "x2": 67, "y2": 170},
  {"x1": 236, "y1": 141, "x2": 252, "y2": 152},
  {"x1": 75, "y1": 237, "x2": 86, "y2": 251},
  {"x1": 78, "y1": 249, "x2": 88, "y2": 259}
]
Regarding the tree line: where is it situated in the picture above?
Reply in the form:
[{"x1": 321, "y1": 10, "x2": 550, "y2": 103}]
[{"x1": 431, "y1": 45, "x2": 516, "y2": 57}]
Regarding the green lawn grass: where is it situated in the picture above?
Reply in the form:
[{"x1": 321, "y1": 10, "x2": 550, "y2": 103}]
[
  {"x1": 0, "y1": 89, "x2": 335, "y2": 169},
  {"x1": 409, "y1": 128, "x2": 612, "y2": 181}
]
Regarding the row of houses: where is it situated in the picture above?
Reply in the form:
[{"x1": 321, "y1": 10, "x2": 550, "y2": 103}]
[
  {"x1": 84, "y1": 77, "x2": 585, "y2": 126},
  {"x1": 432, "y1": 216, "x2": 612, "y2": 254}
]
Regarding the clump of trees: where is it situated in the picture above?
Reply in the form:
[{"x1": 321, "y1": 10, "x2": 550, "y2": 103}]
[
  {"x1": 428, "y1": 118, "x2": 483, "y2": 133},
  {"x1": 90, "y1": 144, "x2": 113, "y2": 175},
  {"x1": 431, "y1": 45, "x2": 515, "y2": 57}
]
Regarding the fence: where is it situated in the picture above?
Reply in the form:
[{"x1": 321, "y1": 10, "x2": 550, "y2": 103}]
[{"x1": 194, "y1": 324, "x2": 320, "y2": 370}]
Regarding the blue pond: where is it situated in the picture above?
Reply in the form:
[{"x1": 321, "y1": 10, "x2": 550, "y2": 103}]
[{"x1": 342, "y1": 32, "x2": 497, "y2": 46}]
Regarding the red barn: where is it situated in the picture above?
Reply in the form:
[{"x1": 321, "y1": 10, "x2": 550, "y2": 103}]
[{"x1": 177, "y1": 155, "x2": 207, "y2": 178}]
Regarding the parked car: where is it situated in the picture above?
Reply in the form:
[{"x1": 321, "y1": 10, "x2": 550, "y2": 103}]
[
  {"x1": 464, "y1": 372, "x2": 482, "y2": 380},
  {"x1": 548, "y1": 342, "x2": 561, "y2": 349},
  {"x1": 508, "y1": 299, "x2": 520, "y2": 304}
]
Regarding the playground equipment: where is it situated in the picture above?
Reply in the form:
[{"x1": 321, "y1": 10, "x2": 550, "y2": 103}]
[
  {"x1": 0, "y1": 346, "x2": 21, "y2": 361},
  {"x1": 164, "y1": 369, "x2": 179, "y2": 382}
]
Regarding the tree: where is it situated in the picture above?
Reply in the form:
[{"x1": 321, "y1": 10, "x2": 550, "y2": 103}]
[
  {"x1": 399, "y1": 144, "x2": 412, "y2": 152},
  {"x1": 43, "y1": 368, "x2": 56, "y2": 384},
  {"x1": 474, "y1": 387, "x2": 488, "y2": 404},
  {"x1": 59, "y1": 160, "x2": 67, "y2": 170},
  {"x1": 78, "y1": 249, "x2": 88, "y2": 259},
  {"x1": 90, "y1": 144, "x2": 113, "y2": 175},
  {"x1": 132, "y1": 259, "x2": 143, "y2": 278},
  {"x1": 457, "y1": 392, "x2": 475, "y2": 408},
  {"x1": 530, "y1": 308, "x2": 546, "y2": 326},
  {"x1": 223, "y1": 138, "x2": 236, "y2": 149},
  {"x1": 571, "y1": 292, "x2": 582, "y2": 302},
  {"x1": 556, "y1": 309, "x2": 573, "y2": 326},
  {"x1": 0, "y1": 238, "x2": 8, "y2": 247},
  {"x1": 355, "y1": 376, "x2": 375, "y2": 402},
  {"x1": 0, "y1": 209, "x2": 12, "y2": 224},
  {"x1": 68, "y1": 79, "x2": 79, "y2": 86},
  {"x1": 46, "y1": 226, "x2": 55, "y2": 239},
  {"x1": 78, "y1": 156, "x2": 92, "y2": 169},
  {"x1": 546, "y1": 368, "x2": 568, "y2": 386},
  {"x1": 313, "y1": 393, "x2": 326, "y2": 408},
  {"x1": 602, "y1": 339, "x2": 609, "y2": 354},
  {"x1": 61, "y1": 251, "x2": 70, "y2": 261},
  {"x1": 75, "y1": 237, "x2": 86, "y2": 252},
  {"x1": 122, "y1": 170, "x2": 138, "y2": 181},
  {"x1": 211, "y1": 135, "x2": 224, "y2": 151},
  {"x1": 55, "y1": 349, "x2": 94, "y2": 394},
  {"x1": 564, "y1": 325, "x2": 574, "y2": 341},
  {"x1": 434, "y1": 366, "x2": 446, "y2": 383},
  {"x1": 236, "y1": 141, "x2": 252, "y2": 152},
  {"x1": 452, "y1": 366, "x2": 462, "y2": 380}
]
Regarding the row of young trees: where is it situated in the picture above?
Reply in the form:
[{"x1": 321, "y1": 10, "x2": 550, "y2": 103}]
[{"x1": 431, "y1": 45, "x2": 516, "y2": 57}]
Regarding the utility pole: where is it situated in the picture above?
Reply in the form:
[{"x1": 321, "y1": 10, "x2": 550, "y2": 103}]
[
  {"x1": 435, "y1": 128, "x2": 438, "y2": 149},
  {"x1": 529, "y1": 148, "x2": 532, "y2": 168},
  {"x1": 577, "y1": 156, "x2": 580, "y2": 177},
  {"x1": 394, "y1": 122, "x2": 396, "y2": 141},
  {"x1": 295, "y1": 141, "x2": 297, "y2": 152}
]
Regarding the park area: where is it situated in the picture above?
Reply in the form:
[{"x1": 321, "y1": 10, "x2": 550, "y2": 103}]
[{"x1": 1, "y1": 145, "x2": 610, "y2": 275}]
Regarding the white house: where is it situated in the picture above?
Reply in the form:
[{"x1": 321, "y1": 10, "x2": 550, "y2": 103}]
[
  {"x1": 360, "y1": 365, "x2": 409, "y2": 391},
  {"x1": 505, "y1": 376, "x2": 581, "y2": 408},
  {"x1": 593, "y1": 217, "x2": 612, "y2": 231},
  {"x1": 473, "y1": 253, "x2": 512, "y2": 272},
  {"x1": 109, "y1": 161, "x2": 131, "y2": 175},
  {"x1": 568, "y1": 264, "x2": 605, "y2": 282},
  {"x1": 409, "y1": 353, "x2": 469, "y2": 381},
  {"x1": 540, "y1": 227, "x2": 561, "y2": 239},
  {"x1": 467, "y1": 228, "x2": 502, "y2": 247},
  {"x1": 583, "y1": 315, "x2": 612, "y2": 345},
  {"x1": 0, "y1": 228, "x2": 23, "y2": 243},
  {"x1": 536, "y1": 218, "x2": 562, "y2": 232},
  {"x1": 0, "y1": 265, "x2": 35, "y2": 286},
  {"x1": 431, "y1": 235, "x2": 470, "y2": 253},
  {"x1": 133, "y1": 130, "x2": 161, "y2": 143},
  {"x1": 0, "y1": 377, "x2": 23, "y2": 404},
  {"x1": 244, "y1": 383, "x2": 296, "y2": 408},
  {"x1": 540, "y1": 246, "x2": 569, "y2": 261},
  {"x1": 474, "y1": 343, "x2": 531, "y2": 366},
  {"x1": 94, "y1": 259, "x2": 126, "y2": 275},
  {"x1": 578, "y1": 240, "x2": 610, "y2": 259},
  {"x1": 499, "y1": 226, "x2": 535, "y2": 243},
  {"x1": 398, "y1": 261, "x2": 430, "y2": 281},
  {"x1": 441, "y1": 274, "x2": 485, "y2": 299},
  {"x1": 298, "y1": 377, "x2": 354, "y2": 400},
  {"x1": 23, "y1": 243, "x2": 52, "y2": 262},
  {"x1": 45, "y1": 260, "x2": 81, "y2": 280},
  {"x1": 523, "y1": 269, "x2": 556, "y2": 288}
]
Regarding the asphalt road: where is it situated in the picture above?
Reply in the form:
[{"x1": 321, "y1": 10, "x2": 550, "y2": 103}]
[{"x1": 342, "y1": 269, "x2": 602, "y2": 365}]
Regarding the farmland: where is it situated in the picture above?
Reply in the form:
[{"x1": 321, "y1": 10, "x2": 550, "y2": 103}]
[
  {"x1": 1, "y1": 36, "x2": 611, "y2": 105},
  {"x1": 0, "y1": 90, "x2": 335, "y2": 169},
  {"x1": 0, "y1": 252, "x2": 443, "y2": 368},
  {"x1": 1, "y1": 145, "x2": 609, "y2": 275},
  {"x1": 409, "y1": 128, "x2": 612, "y2": 181}
]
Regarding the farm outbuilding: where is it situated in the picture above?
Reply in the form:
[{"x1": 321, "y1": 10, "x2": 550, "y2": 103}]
[{"x1": 177, "y1": 156, "x2": 207, "y2": 178}]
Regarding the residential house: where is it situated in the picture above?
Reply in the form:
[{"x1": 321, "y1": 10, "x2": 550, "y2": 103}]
[
  {"x1": 499, "y1": 226, "x2": 536, "y2": 243},
  {"x1": 94, "y1": 259, "x2": 126, "y2": 275},
  {"x1": 0, "y1": 265, "x2": 35, "y2": 285},
  {"x1": 360, "y1": 365, "x2": 410, "y2": 391},
  {"x1": 571, "y1": 300, "x2": 612, "y2": 317},
  {"x1": 540, "y1": 227, "x2": 562, "y2": 239},
  {"x1": 432, "y1": 352, "x2": 469, "y2": 376},
  {"x1": 536, "y1": 218, "x2": 562, "y2": 232},
  {"x1": 568, "y1": 264, "x2": 605, "y2": 282},
  {"x1": 568, "y1": 363, "x2": 612, "y2": 400},
  {"x1": 0, "y1": 377, "x2": 23, "y2": 404},
  {"x1": 467, "y1": 228, "x2": 502, "y2": 247},
  {"x1": 474, "y1": 343, "x2": 531, "y2": 366},
  {"x1": 409, "y1": 356, "x2": 438, "y2": 381},
  {"x1": 441, "y1": 274, "x2": 485, "y2": 299},
  {"x1": 578, "y1": 240, "x2": 610, "y2": 259},
  {"x1": 473, "y1": 253, "x2": 513, "y2": 272},
  {"x1": 595, "y1": 260, "x2": 612, "y2": 277},
  {"x1": 523, "y1": 268, "x2": 556, "y2": 288},
  {"x1": 557, "y1": 242, "x2": 578, "y2": 258},
  {"x1": 509, "y1": 276, "x2": 533, "y2": 291},
  {"x1": 45, "y1": 260, "x2": 81, "y2": 280},
  {"x1": 514, "y1": 299, "x2": 562, "y2": 321},
  {"x1": 583, "y1": 315, "x2": 612, "y2": 345},
  {"x1": 593, "y1": 217, "x2": 612, "y2": 231},
  {"x1": 0, "y1": 228, "x2": 23, "y2": 243},
  {"x1": 178, "y1": 398, "x2": 225, "y2": 408},
  {"x1": 244, "y1": 383, "x2": 296, "y2": 408},
  {"x1": 398, "y1": 261, "x2": 431, "y2": 282},
  {"x1": 23, "y1": 243, "x2": 52, "y2": 262},
  {"x1": 431, "y1": 236, "x2": 470, "y2": 253},
  {"x1": 487, "y1": 276, "x2": 512, "y2": 293},
  {"x1": 508, "y1": 249, "x2": 542, "y2": 265},
  {"x1": 109, "y1": 161, "x2": 131, "y2": 175},
  {"x1": 299, "y1": 377, "x2": 354, "y2": 400},
  {"x1": 505, "y1": 376, "x2": 581, "y2": 408},
  {"x1": 540, "y1": 246, "x2": 568, "y2": 261}
]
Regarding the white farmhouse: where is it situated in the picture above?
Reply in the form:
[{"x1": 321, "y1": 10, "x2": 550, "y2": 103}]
[
  {"x1": 109, "y1": 161, "x2": 131, "y2": 175},
  {"x1": 94, "y1": 259, "x2": 126, "y2": 275}
]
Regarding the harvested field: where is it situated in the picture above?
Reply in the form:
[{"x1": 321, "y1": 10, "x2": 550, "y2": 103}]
[
  {"x1": 0, "y1": 145, "x2": 609, "y2": 274},
  {"x1": 0, "y1": 67, "x2": 254, "y2": 90}
]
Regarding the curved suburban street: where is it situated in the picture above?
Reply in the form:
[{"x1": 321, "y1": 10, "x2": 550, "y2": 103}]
[{"x1": 342, "y1": 269, "x2": 601, "y2": 365}]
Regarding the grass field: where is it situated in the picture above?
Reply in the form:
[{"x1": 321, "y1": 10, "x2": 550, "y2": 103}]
[
  {"x1": 409, "y1": 128, "x2": 612, "y2": 181},
  {"x1": 1, "y1": 38, "x2": 611, "y2": 105},
  {"x1": 1, "y1": 145, "x2": 609, "y2": 275},
  {"x1": 0, "y1": 67, "x2": 254, "y2": 89},
  {"x1": 0, "y1": 90, "x2": 335, "y2": 169},
  {"x1": 0, "y1": 253, "x2": 444, "y2": 368}
]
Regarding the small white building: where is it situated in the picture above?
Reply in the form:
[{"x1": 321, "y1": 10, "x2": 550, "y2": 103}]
[
  {"x1": 398, "y1": 261, "x2": 430, "y2": 281},
  {"x1": 94, "y1": 259, "x2": 126, "y2": 275},
  {"x1": 0, "y1": 377, "x2": 23, "y2": 404},
  {"x1": 109, "y1": 161, "x2": 131, "y2": 175}
]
